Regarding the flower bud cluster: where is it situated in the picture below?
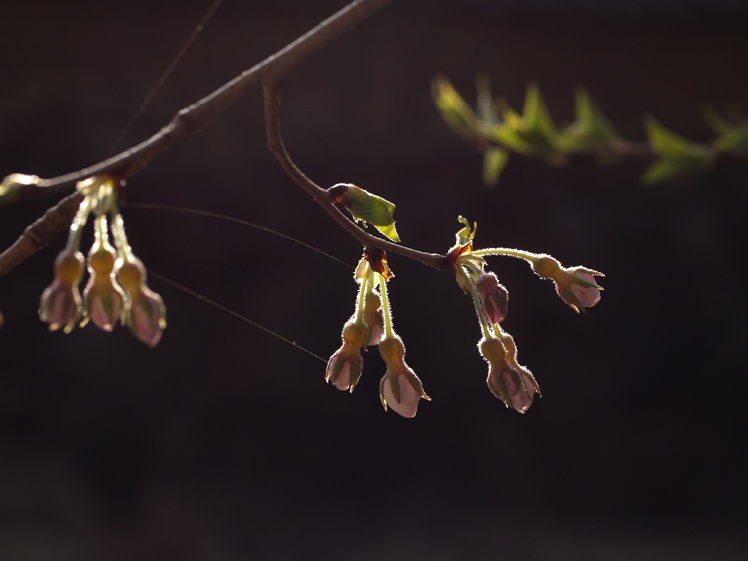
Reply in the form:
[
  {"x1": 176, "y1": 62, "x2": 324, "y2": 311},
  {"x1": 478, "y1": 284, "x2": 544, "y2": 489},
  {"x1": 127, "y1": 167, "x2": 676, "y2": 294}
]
[
  {"x1": 38, "y1": 177, "x2": 166, "y2": 346},
  {"x1": 325, "y1": 258, "x2": 429, "y2": 418}
]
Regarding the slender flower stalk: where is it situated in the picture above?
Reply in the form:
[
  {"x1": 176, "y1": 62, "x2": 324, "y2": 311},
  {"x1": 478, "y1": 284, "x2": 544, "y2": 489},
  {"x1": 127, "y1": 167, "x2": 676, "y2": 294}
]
[
  {"x1": 326, "y1": 272, "x2": 370, "y2": 391},
  {"x1": 81, "y1": 214, "x2": 125, "y2": 331},
  {"x1": 463, "y1": 265, "x2": 493, "y2": 340}
]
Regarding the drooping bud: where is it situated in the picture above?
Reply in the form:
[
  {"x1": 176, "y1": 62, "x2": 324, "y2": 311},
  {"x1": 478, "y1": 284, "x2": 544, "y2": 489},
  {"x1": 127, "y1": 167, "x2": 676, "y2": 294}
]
[
  {"x1": 532, "y1": 255, "x2": 603, "y2": 313},
  {"x1": 475, "y1": 272, "x2": 508, "y2": 324},
  {"x1": 115, "y1": 257, "x2": 166, "y2": 347},
  {"x1": 82, "y1": 242, "x2": 124, "y2": 332},
  {"x1": 39, "y1": 250, "x2": 85, "y2": 333},
  {"x1": 326, "y1": 319, "x2": 369, "y2": 391},
  {"x1": 378, "y1": 335, "x2": 430, "y2": 418},
  {"x1": 479, "y1": 336, "x2": 537, "y2": 413}
]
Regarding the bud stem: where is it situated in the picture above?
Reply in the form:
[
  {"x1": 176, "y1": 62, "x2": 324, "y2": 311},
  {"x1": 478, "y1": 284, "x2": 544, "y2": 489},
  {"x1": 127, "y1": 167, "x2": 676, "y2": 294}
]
[
  {"x1": 472, "y1": 247, "x2": 542, "y2": 264},
  {"x1": 65, "y1": 193, "x2": 96, "y2": 253},
  {"x1": 354, "y1": 270, "x2": 368, "y2": 323},
  {"x1": 110, "y1": 200, "x2": 134, "y2": 263},
  {"x1": 462, "y1": 265, "x2": 493, "y2": 339},
  {"x1": 378, "y1": 273, "x2": 395, "y2": 338}
]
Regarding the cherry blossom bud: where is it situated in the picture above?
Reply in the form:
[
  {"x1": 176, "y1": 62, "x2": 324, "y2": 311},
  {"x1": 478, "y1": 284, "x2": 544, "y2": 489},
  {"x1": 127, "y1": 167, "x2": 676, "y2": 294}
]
[
  {"x1": 363, "y1": 290, "x2": 385, "y2": 346},
  {"x1": 82, "y1": 245, "x2": 124, "y2": 332},
  {"x1": 475, "y1": 272, "x2": 508, "y2": 324},
  {"x1": 479, "y1": 336, "x2": 537, "y2": 413},
  {"x1": 532, "y1": 255, "x2": 603, "y2": 313},
  {"x1": 326, "y1": 319, "x2": 368, "y2": 391},
  {"x1": 126, "y1": 286, "x2": 166, "y2": 347},
  {"x1": 378, "y1": 335, "x2": 430, "y2": 418},
  {"x1": 39, "y1": 250, "x2": 85, "y2": 333},
  {"x1": 116, "y1": 258, "x2": 166, "y2": 347}
]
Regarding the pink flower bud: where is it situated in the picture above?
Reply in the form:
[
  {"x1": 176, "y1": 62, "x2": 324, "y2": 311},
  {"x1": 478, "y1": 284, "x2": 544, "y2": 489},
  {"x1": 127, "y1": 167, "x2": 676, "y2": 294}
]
[
  {"x1": 39, "y1": 250, "x2": 85, "y2": 333},
  {"x1": 475, "y1": 272, "x2": 508, "y2": 324},
  {"x1": 569, "y1": 271, "x2": 602, "y2": 309},
  {"x1": 82, "y1": 245, "x2": 124, "y2": 332},
  {"x1": 378, "y1": 335, "x2": 430, "y2": 418},
  {"x1": 83, "y1": 276, "x2": 124, "y2": 332},
  {"x1": 125, "y1": 285, "x2": 166, "y2": 347},
  {"x1": 116, "y1": 258, "x2": 166, "y2": 346},
  {"x1": 533, "y1": 256, "x2": 603, "y2": 313},
  {"x1": 326, "y1": 320, "x2": 368, "y2": 391},
  {"x1": 479, "y1": 336, "x2": 538, "y2": 414}
]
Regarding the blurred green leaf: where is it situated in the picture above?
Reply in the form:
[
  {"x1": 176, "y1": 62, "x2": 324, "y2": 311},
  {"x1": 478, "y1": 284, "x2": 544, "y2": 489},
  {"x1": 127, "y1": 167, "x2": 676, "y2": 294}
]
[
  {"x1": 643, "y1": 117, "x2": 712, "y2": 184},
  {"x1": 523, "y1": 83, "x2": 558, "y2": 145},
  {"x1": 486, "y1": 85, "x2": 559, "y2": 159},
  {"x1": 703, "y1": 107, "x2": 748, "y2": 150},
  {"x1": 482, "y1": 146, "x2": 509, "y2": 187},
  {"x1": 559, "y1": 89, "x2": 620, "y2": 152},
  {"x1": 715, "y1": 129, "x2": 748, "y2": 150},
  {"x1": 432, "y1": 76, "x2": 477, "y2": 139},
  {"x1": 702, "y1": 106, "x2": 734, "y2": 135},
  {"x1": 645, "y1": 117, "x2": 697, "y2": 155}
]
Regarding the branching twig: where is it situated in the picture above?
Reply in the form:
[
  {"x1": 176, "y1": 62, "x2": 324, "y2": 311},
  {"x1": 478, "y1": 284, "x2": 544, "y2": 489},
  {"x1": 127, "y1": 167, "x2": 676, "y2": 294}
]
[
  {"x1": 262, "y1": 84, "x2": 447, "y2": 271},
  {"x1": 0, "y1": 192, "x2": 85, "y2": 276},
  {"x1": 0, "y1": 0, "x2": 396, "y2": 278}
]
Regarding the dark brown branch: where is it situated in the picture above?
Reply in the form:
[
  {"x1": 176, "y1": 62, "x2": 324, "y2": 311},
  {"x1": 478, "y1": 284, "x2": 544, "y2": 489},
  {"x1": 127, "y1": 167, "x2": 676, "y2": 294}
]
[
  {"x1": 263, "y1": 84, "x2": 448, "y2": 272},
  {"x1": 0, "y1": 0, "x2": 394, "y2": 278},
  {"x1": 0, "y1": 192, "x2": 85, "y2": 276}
]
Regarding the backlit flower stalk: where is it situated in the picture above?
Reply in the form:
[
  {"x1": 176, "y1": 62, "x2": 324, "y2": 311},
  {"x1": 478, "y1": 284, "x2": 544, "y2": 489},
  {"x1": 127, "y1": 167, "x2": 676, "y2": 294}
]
[
  {"x1": 376, "y1": 269, "x2": 430, "y2": 418},
  {"x1": 80, "y1": 212, "x2": 125, "y2": 332},
  {"x1": 110, "y1": 203, "x2": 167, "y2": 347}
]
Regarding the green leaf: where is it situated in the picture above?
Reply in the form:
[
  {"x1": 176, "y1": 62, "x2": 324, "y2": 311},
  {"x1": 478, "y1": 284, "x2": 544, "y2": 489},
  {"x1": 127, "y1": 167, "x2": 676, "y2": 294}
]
[
  {"x1": 715, "y1": 129, "x2": 748, "y2": 150},
  {"x1": 642, "y1": 154, "x2": 711, "y2": 185},
  {"x1": 642, "y1": 118, "x2": 712, "y2": 184},
  {"x1": 347, "y1": 193, "x2": 401, "y2": 242},
  {"x1": 645, "y1": 117, "x2": 697, "y2": 155},
  {"x1": 702, "y1": 107, "x2": 748, "y2": 150},
  {"x1": 482, "y1": 146, "x2": 509, "y2": 187},
  {"x1": 432, "y1": 76, "x2": 477, "y2": 139},
  {"x1": 332, "y1": 184, "x2": 400, "y2": 242},
  {"x1": 702, "y1": 106, "x2": 734, "y2": 135},
  {"x1": 373, "y1": 222, "x2": 400, "y2": 243},
  {"x1": 487, "y1": 85, "x2": 558, "y2": 157},
  {"x1": 559, "y1": 89, "x2": 620, "y2": 152},
  {"x1": 523, "y1": 83, "x2": 557, "y2": 144}
]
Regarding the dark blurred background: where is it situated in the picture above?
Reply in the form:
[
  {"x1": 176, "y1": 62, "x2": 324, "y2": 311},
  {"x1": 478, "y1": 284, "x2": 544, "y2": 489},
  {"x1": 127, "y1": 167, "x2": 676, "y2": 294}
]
[{"x1": 2, "y1": 1, "x2": 747, "y2": 559}]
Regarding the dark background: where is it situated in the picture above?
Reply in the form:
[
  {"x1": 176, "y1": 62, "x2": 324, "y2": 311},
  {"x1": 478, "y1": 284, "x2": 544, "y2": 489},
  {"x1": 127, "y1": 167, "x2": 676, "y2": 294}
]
[{"x1": 2, "y1": 1, "x2": 747, "y2": 559}]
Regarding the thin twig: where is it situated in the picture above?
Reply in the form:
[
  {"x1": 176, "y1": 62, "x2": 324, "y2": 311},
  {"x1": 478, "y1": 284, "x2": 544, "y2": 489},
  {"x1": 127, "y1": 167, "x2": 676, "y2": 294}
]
[{"x1": 263, "y1": 84, "x2": 448, "y2": 271}]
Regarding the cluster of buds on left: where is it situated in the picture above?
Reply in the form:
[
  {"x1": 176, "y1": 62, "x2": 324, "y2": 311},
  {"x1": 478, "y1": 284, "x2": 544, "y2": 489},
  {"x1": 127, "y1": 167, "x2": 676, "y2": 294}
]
[
  {"x1": 325, "y1": 257, "x2": 429, "y2": 418},
  {"x1": 38, "y1": 176, "x2": 166, "y2": 346}
]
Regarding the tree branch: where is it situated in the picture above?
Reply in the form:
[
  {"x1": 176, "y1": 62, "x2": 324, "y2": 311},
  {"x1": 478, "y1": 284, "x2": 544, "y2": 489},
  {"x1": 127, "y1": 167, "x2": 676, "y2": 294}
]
[
  {"x1": 0, "y1": 0, "x2": 394, "y2": 278},
  {"x1": 0, "y1": 192, "x2": 85, "y2": 277}
]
